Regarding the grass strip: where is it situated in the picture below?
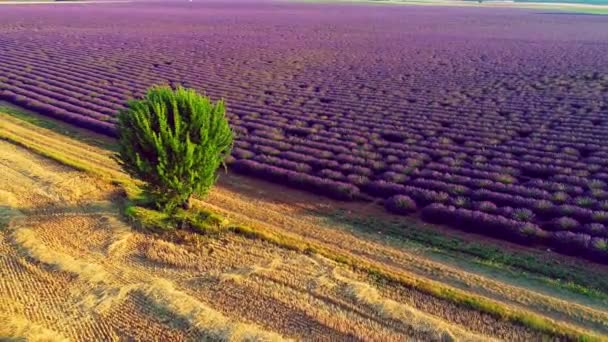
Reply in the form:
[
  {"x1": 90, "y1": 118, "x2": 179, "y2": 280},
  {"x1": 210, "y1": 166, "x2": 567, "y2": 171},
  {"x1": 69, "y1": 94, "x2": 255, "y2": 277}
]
[
  {"x1": 0, "y1": 104, "x2": 117, "y2": 150},
  {"x1": 0, "y1": 116, "x2": 137, "y2": 192}
]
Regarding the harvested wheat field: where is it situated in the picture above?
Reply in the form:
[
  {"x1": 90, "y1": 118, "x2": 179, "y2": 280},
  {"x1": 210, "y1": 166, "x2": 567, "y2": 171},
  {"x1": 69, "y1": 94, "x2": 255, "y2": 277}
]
[{"x1": 1, "y1": 110, "x2": 608, "y2": 340}]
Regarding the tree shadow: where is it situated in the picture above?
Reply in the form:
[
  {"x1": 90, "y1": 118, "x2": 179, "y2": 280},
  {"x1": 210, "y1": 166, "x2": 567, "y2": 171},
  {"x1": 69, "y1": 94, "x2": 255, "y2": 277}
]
[{"x1": 0, "y1": 204, "x2": 19, "y2": 230}]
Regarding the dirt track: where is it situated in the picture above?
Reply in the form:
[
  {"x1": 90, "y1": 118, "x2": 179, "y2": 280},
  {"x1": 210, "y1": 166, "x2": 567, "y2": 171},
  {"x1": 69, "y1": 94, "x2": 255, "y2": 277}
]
[{"x1": 1, "y1": 112, "x2": 607, "y2": 340}]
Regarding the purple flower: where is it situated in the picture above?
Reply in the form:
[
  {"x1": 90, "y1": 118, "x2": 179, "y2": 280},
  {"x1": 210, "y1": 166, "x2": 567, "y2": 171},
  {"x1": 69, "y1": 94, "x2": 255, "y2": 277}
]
[
  {"x1": 550, "y1": 217, "x2": 580, "y2": 231},
  {"x1": 385, "y1": 195, "x2": 417, "y2": 215}
]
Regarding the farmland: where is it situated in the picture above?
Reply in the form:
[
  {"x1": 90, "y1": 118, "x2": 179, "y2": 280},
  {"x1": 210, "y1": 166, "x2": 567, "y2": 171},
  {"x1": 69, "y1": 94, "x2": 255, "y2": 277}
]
[
  {"x1": 2, "y1": 109, "x2": 608, "y2": 340},
  {"x1": 1, "y1": 1, "x2": 608, "y2": 339},
  {"x1": 1, "y1": 1, "x2": 608, "y2": 262}
]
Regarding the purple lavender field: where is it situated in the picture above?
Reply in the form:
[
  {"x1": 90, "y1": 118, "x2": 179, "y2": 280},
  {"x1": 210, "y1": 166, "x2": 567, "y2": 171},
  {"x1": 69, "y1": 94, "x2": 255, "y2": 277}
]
[{"x1": 1, "y1": 1, "x2": 608, "y2": 261}]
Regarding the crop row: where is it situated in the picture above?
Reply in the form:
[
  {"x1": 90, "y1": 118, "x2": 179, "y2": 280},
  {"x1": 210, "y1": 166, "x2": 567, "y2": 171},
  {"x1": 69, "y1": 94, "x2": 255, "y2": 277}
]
[{"x1": 1, "y1": 2, "x2": 607, "y2": 262}]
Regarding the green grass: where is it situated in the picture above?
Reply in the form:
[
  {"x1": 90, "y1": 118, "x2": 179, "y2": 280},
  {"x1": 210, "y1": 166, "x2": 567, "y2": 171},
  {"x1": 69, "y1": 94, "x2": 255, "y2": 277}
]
[
  {"x1": 315, "y1": 208, "x2": 608, "y2": 302},
  {"x1": 122, "y1": 198, "x2": 228, "y2": 235},
  {"x1": 0, "y1": 104, "x2": 118, "y2": 151},
  {"x1": 121, "y1": 196, "x2": 316, "y2": 253},
  {"x1": 124, "y1": 204, "x2": 174, "y2": 233},
  {"x1": 0, "y1": 129, "x2": 134, "y2": 190},
  {"x1": 553, "y1": 7, "x2": 608, "y2": 14},
  {"x1": 0, "y1": 133, "x2": 91, "y2": 174}
]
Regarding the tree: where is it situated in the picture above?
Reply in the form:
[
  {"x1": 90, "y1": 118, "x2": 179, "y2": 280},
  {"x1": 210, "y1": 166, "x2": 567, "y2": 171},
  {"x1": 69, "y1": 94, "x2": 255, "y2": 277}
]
[{"x1": 116, "y1": 85, "x2": 233, "y2": 212}]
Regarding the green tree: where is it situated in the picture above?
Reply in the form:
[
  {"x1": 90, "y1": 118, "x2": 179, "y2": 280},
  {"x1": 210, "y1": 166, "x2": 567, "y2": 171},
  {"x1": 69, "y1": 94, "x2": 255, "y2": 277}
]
[{"x1": 116, "y1": 85, "x2": 233, "y2": 212}]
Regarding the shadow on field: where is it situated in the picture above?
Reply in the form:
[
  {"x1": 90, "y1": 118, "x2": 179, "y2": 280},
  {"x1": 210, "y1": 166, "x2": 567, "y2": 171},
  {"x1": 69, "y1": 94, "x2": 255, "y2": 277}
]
[{"x1": 0, "y1": 205, "x2": 17, "y2": 230}]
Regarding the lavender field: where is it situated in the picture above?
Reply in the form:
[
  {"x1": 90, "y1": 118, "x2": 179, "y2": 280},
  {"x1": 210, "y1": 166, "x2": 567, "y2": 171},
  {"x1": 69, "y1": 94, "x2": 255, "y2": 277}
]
[{"x1": 1, "y1": 1, "x2": 608, "y2": 261}]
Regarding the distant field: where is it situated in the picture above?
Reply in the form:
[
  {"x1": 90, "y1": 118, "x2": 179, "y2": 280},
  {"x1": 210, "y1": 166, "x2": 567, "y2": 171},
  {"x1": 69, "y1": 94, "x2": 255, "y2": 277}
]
[
  {"x1": 0, "y1": 1, "x2": 607, "y2": 262},
  {"x1": 297, "y1": 0, "x2": 608, "y2": 14},
  {"x1": 499, "y1": 0, "x2": 608, "y2": 4},
  {"x1": 0, "y1": 0, "x2": 126, "y2": 4}
]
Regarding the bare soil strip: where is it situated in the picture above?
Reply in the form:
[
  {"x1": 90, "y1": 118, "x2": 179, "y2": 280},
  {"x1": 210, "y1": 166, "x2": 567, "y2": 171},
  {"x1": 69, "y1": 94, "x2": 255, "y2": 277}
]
[{"x1": 1, "y1": 112, "x2": 607, "y2": 340}]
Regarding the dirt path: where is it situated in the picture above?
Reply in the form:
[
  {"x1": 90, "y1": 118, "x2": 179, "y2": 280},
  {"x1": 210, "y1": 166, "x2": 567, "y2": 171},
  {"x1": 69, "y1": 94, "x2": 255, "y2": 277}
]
[{"x1": 1, "y1": 112, "x2": 606, "y2": 340}]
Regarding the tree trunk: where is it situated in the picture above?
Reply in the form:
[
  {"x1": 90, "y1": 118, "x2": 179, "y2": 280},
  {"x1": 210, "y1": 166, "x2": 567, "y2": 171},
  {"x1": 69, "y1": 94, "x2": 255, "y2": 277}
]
[{"x1": 182, "y1": 194, "x2": 192, "y2": 210}]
